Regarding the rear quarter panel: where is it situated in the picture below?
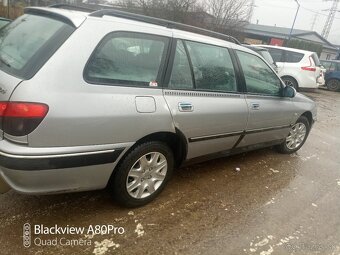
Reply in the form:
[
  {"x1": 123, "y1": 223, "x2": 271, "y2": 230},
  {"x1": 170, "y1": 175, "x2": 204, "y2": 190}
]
[{"x1": 9, "y1": 18, "x2": 175, "y2": 147}]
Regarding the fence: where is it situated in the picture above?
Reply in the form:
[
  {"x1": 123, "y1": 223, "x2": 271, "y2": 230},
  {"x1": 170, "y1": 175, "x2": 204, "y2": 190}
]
[{"x1": 0, "y1": 4, "x2": 24, "y2": 20}]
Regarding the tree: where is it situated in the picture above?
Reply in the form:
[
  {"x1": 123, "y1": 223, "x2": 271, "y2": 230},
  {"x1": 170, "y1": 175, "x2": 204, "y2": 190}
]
[
  {"x1": 118, "y1": 0, "x2": 197, "y2": 22},
  {"x1": 203, "y1": 0, "x2": 250, "y2": 34}
]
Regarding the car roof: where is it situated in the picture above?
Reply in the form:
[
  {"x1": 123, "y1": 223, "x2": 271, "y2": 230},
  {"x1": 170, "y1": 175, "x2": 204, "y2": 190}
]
[
  {"x1": 25, "y1": 7, "x2": 88, "y2": 27},
  {"x1": 320, "y1": 59, "x2": 340, "y2": 63},
  {"x1": 24, "y1": 6, "x2": 259, "y2": 54},
  {"x1": 0, "y1": 17, "x2": 11, "y2": 21},
  {"x1": 258, "y1": 44, "x2": 314, "y2": 55},
  {"x1": 242, "y1": 44, "x2": 268, "y2": 51}
]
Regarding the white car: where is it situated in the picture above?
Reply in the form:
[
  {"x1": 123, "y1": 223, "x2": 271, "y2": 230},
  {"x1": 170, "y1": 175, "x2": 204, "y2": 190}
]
[{"x1": 259, "y1": 45, "x2": 322, "y2": 90}]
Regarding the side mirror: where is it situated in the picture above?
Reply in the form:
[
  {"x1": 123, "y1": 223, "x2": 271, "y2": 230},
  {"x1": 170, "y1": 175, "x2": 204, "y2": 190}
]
[{"x1": 282, "y1": 85, "x2": 296, "y2": 98}]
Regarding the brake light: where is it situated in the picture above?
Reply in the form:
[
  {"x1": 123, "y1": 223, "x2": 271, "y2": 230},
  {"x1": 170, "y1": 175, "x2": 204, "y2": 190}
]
[
  {"x1": 301, "y1": 66, "x2": 316, "y2": 72},
  {"x1": 301, "y1": 56, "x2": 316, "y2": 72},
  {"x1": 0, "y1": 102, "x2": 49, "y2": 136}
]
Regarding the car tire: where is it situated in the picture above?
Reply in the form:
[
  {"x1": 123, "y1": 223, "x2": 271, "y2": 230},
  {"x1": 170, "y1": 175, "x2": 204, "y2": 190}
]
[
  {"x1": 276, "y1": 116, "x2": 310, "y2": 154},
  {"x1": 282, "y1": 76, "x2": 299, "y2": 91},
  {"x1": 326, "y1": 79, "x2": 340, "y2": 91},
  {"x1": 110, "y1": 141, "x2": 174, "y2": 207}
]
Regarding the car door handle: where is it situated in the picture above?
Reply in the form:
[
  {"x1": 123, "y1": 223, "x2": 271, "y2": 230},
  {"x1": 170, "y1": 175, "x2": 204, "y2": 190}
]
[
  {"x1": 178, "y1": 102, "x2": 194, "y2": 112},
  {"x1": 251, "y1": 103, "x2": 260, "y2": 110}
]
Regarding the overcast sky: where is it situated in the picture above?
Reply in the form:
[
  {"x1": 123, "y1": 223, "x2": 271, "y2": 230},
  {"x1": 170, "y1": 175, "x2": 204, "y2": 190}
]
[{"x1": 251, "y1": 0, "x2": 340, "y2": 45}]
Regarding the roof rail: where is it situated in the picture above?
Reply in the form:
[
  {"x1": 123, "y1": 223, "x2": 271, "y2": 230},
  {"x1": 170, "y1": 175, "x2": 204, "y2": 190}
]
[
  {"x1": 49, "y1": 4, "x2": 96, "y2": 13},
  {"x1": 89, "y1": 9, "x2": 240, "y2": 45}
]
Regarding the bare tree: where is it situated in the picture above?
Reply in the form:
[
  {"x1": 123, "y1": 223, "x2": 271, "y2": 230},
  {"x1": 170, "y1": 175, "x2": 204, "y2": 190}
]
[
  {"x1": 204, "y1": 0, "x2": 250, "y2": 33},
  {"x1": 118, "y1": 0, "x2": 197, "y2": 22}
]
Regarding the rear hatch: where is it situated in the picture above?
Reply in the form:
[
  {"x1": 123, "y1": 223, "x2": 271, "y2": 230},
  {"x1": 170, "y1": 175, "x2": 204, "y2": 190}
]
[{"x1": 0, "y1": 10, "x2": 76, "y2": 141}]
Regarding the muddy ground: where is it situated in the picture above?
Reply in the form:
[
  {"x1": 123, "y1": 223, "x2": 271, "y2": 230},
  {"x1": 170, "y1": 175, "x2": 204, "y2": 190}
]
[{"x1": 0, "y1": 89, "x2": 339, "y2": 255}]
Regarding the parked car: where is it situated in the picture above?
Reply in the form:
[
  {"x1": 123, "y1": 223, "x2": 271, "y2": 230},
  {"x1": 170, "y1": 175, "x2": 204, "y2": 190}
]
[
  {"x1": 260, "y1": 45, "x2": 322, "y2": 90},
  {"x1": 0, "y1": 17, "x2": 11, "y2": 29},
  {"x1": 0, "y1": 6, "x2": 317, "y2": 207},
  {"x1": 320, "y1": 60, "x2": 340, "y2": 91},
  {"x1": 242, "y1": 44, "x2": 278, "y2": 72}
]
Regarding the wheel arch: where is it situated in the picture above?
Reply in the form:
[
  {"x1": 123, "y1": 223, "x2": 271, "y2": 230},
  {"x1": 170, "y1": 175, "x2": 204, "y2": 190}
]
[
  {"x1": 281, "y1": 75, "x2": 299, "y2": 88},
  {"x1": 113, "y1": 129, "x2": 188, "y2": 173},
  {"x1": 301, "y1": 111, "x2": 313, "y2": 126}
]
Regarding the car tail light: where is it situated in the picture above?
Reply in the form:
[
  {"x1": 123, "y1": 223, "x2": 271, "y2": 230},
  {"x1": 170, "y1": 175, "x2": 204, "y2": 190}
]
[
  {"x1": 0, "y1": 102, "x2": 49, "y2": 136},
  {"x1": 301, "y1": 56, "x2": 316, "y2": 72}
]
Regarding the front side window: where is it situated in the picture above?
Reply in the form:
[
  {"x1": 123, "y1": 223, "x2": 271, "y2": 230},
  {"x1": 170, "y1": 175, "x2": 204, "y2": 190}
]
[
  {"x1": 266, "y1": 48, "x2": 284, "y2": 62},
  {"x1": 169, "y1": 40, "x2": 193, "y2": 89},
  {"x1": 237, "y1": 50, "x2": 282, "y2": 96},
  {"x1": 85, "y1": 32, "x2": 169, "y2": 87},
  {"x1": 185, "y1": 41, "x2": 237, "y2": 92},
  {"x1": 259, "y1": 50, "x2": 275, "y2": 65}
]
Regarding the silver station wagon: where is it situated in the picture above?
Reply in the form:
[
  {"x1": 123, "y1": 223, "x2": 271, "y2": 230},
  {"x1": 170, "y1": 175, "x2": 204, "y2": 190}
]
[{"x1": 0, "y1": 5, "x2": 317, "y2": 207}]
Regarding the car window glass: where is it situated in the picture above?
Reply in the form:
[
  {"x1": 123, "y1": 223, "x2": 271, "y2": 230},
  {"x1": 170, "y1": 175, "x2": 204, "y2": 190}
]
[
  {"x1": 321, "y1": 61, "x2": 332, "y2": 70},
  {"x1": 285, "y1": 51, "x2": 304, "y2": 63},
  {"x1": 311, "y1": 53, "x2": 320, "y2": 66},
  {"x1": 266, "y1": 48, "x2": 283, "y2": 62},
  {"x1": 329, "y1": 63, "x2": 336, "y2": 71},
  {"x1": 85, "y1": 32, "x2": 169, "y2": 87},
  {"x1": 260, "y1": 50, "x2": 274, "y2": 65},
  {"x1": 237, "y1": 50, "x2": 281, "y2": 96},
  {"x1": 186, "y1": 41, "x2": 237, "y2": 92},
  {"x1": 169, "y1": 40, "x2": 193, "y2": 89},
  {"x1": 0, "y1": 14, "x2": 74, "y2": 79}
]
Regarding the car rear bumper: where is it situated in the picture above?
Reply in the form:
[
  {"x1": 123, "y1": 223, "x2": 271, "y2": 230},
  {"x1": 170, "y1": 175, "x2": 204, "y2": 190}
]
[
  {"x1": 297, "y1": 73, "x2": 319, "y2": 88},
  {"x1": 0, "y1": 140, "x2": 131, "y2": 194}
]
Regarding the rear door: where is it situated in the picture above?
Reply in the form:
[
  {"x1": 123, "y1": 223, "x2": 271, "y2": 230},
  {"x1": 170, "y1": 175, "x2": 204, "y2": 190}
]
[
  {"x1": 234, "y1": 50, "x2": 296, "y2": 147},
  {"x1": 163, "y1": 39, "x2": 249, "y2": 159}
]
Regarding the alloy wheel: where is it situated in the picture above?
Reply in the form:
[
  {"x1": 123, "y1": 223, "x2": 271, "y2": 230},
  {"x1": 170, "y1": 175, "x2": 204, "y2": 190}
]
[
  {"x1": 286, "y1": 123, "x2": 307, "y2": 150},
  {"x1": 126, "y1": 152, "x2": 168, "y2": 199}
]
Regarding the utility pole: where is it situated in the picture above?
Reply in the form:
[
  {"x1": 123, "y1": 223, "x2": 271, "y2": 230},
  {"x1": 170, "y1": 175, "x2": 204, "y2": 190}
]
[
  {"x1": 288, "y1": 0, "x2": 300, "y2": 41},
  {"x1": 321, "y1": 0, "x2": 340, "y2": 39},
  {"x1": 7, "y1": 0, "x2": 10, "y2": 19},
  {"x1": 246, "y1": 0, "x2": 257, "y2": 23},
  {"x1": 310, "y1": 12, "x2": 319, "y2": 31}
]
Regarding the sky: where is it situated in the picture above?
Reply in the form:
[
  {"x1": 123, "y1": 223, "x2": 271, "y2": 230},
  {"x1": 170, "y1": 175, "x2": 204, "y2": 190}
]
[{"x1": 251, "y1": 0, "x2": 340, "y2": 45}]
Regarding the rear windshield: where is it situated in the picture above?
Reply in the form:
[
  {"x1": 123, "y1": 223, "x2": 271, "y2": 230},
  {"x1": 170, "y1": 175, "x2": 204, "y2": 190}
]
[
  {"x1": 311, "y1": 53, "x2": 321, "y2": 66},
  {"x1": 259, "y1": 50, "x2": 274, "y2": 65},
  {"x1": 0, "y1": 14, "x2": 75, "y2": 79}
]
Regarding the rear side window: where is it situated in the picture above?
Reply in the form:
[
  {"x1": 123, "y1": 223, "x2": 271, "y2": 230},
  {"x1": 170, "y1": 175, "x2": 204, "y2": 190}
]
[
  {"x1": 0, "y1": 14, "x2": 75, "y2": 79},
  {"x1": 85, "y1": 32, "x2": 169, "y2": 87},
  {"x1": 285, "y1": 51, "x2": 304, "y2": 63},
  {"x1": 185, "y1": 41, "x2": 237, "y2": 92},
  {"x1": 266, "y1": 48, "x2": 283, "y2": 62}
]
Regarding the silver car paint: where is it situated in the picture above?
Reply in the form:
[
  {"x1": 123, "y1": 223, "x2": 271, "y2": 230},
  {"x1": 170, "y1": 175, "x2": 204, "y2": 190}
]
[{"x1": 0, "y1": 8, "x2": 317, "y2": 194}]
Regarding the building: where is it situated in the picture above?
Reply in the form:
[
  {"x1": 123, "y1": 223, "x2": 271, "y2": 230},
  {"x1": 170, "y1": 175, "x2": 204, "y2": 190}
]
[{"x1": 243, "y1": 23, "x2": 338, "y2": 60}]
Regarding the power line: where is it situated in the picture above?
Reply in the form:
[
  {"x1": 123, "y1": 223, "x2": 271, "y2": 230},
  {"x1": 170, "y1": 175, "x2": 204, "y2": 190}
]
[{"x1": 321, "y1": 0, "x2": 340, "y2": 38}]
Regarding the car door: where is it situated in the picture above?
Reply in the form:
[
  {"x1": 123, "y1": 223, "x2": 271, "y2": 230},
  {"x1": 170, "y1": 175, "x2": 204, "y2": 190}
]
[
  {"x1": 234, "y1": 50, "x2": 296, "y2": 147},
  {"x1": 163, "y1": 39, "x2": 248, "y2": 159}
]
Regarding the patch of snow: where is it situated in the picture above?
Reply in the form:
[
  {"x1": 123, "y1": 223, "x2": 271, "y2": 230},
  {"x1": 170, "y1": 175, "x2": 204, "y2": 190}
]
[{"x1": 135, "y1": 223, "x2": 145, "y2": 238}]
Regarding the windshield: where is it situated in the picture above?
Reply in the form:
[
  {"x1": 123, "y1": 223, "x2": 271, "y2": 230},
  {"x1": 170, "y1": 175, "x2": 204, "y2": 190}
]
[
  {"x1": 0, "y1": 14, "x2": 74, "y2": 79},
  {"x1": 311, "y1": 53, "x2": 321, "y2": 66},
  {"x1": 259, "y1": 50, "x2": 274, "y2": 65}
]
